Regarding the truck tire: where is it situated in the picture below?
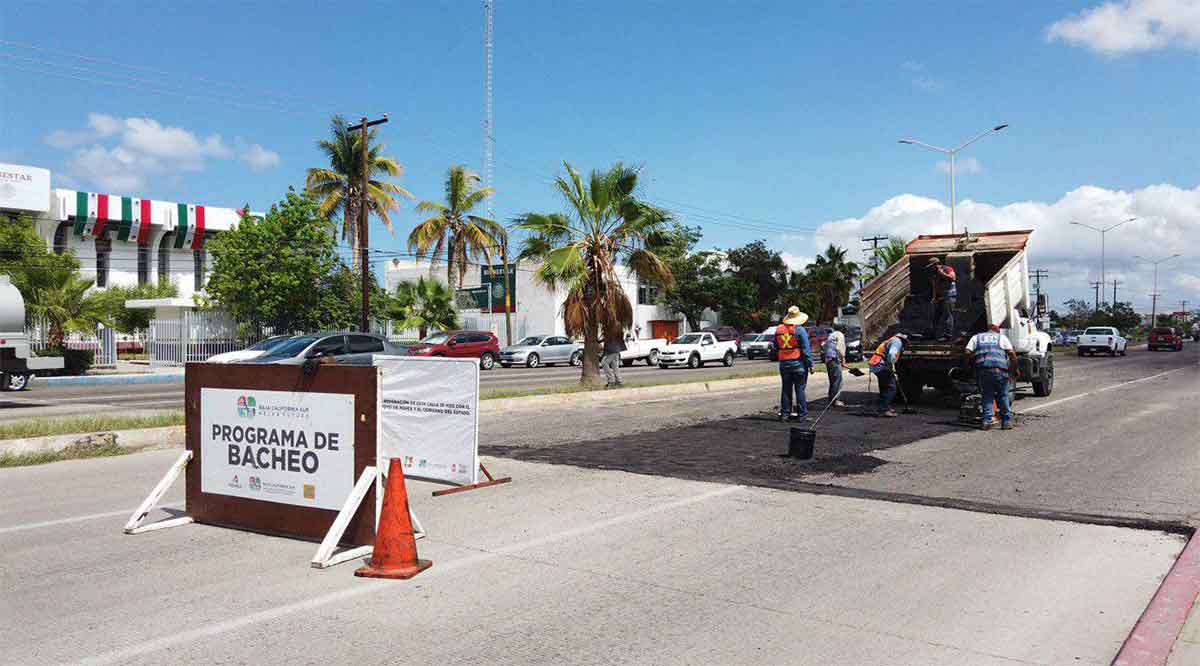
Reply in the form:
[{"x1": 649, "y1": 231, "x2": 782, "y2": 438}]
[
  {"x1": 899, "y1": 374, "x2": 924, "y2": 405},
  {"x1": 622, "y1": 359, "x2": 633, "y2": 367},
  {"x1": 5, "y1": 373, "x2": 30, "y2": 391},
  {"x1": 1078, "y1": 348, "x2": 1084, "y2": 357},
  {"x1": 688, "y1": 353, "x2": 700, "y2": 369},
  {"x1": 722, "y1": 351, "x2": 734, "y2": 367},
  {"x1": 646, "y1": 349, "x2": 659, "y2": 366},
  {"x1": 1031, "y1": 352, "x2": 1054, "y2": 397}
]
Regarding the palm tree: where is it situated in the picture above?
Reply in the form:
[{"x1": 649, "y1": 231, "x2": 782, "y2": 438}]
[
  {"x1": 305, "y1": 114, "x2": 413, "y2": 264},
  {"x1": 872, "y1": 237, "x2": 908, "y2": 275},
  {"x1": 386, "y1": 277, "x2": 459, "y2": 339},
  {"x1": 407, "y1": 165, "x2": 503, "y2": 291},
  {"x1": 24, "y1": 272, "x2": 108, "y2": 349},
  {"x1": 515, "y1": 161, "x2": 674, "y2": 387},
  {"x1": 806, "y1": 244, "x2": 859, "y2": 324}
]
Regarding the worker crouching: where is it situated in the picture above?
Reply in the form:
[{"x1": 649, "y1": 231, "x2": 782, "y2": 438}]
[
  {"x1": 966, "y1": 324, "x2": 1018, "y2": 430},
  {"x1": 868, "y1": 333, "x2": 908, "y2": 417}
]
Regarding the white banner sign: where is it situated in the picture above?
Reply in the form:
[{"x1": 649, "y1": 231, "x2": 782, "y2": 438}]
[
  {"x1": 0, "y1": 163, "x2": 51, "y2": 212},
  {"x1": 200, "y1": 387, "x2": 356, "y2": 510},
  {"x1": 377, "y1": 355, "x2": 479, "y2": 486}
]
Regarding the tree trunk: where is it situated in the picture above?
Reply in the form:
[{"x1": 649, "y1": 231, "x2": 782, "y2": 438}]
[
  {"x1": 419, "y1": 324, "x2": 427, "y2": 339},
  {"x1": 345, "y1": 190, "x2": 359, "y2": 271},
  {"x1": 49, "y1": 322, "x2": 65, "y2": 350},
  {"x1": 580, "y1": 324, "x2": 603, "y2": 387}
]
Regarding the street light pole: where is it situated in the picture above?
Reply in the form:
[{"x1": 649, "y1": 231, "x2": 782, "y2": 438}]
[
  {"x1": 899, "y1": 123, "x2": 1008, "y2": 234},
  {"x1": 1133, "y1": 253, "x2": 1181, "y2": 326},
  {"x1": 1070, "y1": 217, "x2": 1136, "y2": 307}
]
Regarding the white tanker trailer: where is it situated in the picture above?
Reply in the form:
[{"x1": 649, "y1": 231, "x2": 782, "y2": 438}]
[{"x1": 1, "y1": 274, "x2": 64, "y2": 390}]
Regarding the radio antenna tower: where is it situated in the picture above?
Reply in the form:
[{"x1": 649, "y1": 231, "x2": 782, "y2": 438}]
[{"x1": 483, "y1": 0, "x2": 494, "y2": 220}]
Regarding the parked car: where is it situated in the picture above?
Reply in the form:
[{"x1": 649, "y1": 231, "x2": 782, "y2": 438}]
[
  {"x1": 500, "y1": 335, "x2": 583, "y2": 368},
  {"x1": 1065, "y1": 330, "x2": 1083, "y2": 345},
  {"x1": 1077, "y1": 326, "x2": 1127, "y2": 357},
  {"x1": 804, "y1": 325, "x2": 833, "y2": 354},
  {"x1": 743, "y1": 333, "x2": 775, "y2": 360},
  {"x1": 620, "y1": 334, "x2": 667, "y2": 366},
  {"x1": 657, "y1": 331, "x2": 738, "y2": 369},
  {"x1": 700, "y1": 326, "x2": 742, "y2": 354},
  {"x1": 206, "y1": 335, "x2": 294, "y2": 363},
  {"x1": 1148, "y1": 327, "x2": 1184, "y2": 352},
  {"x1": 249, "y1": 333, "x2": 406, "y2": 366},
  {"x1": 407, "y1": 330, "x2": 501, "y2": 370},
  {"x1": 843, "y1": 325, "x2": 864, "y2": 362}
]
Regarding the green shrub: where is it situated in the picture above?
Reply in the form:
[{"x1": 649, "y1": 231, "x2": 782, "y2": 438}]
[{"x1": 33, "y1": 348, "x2": 95, "y2": 376}]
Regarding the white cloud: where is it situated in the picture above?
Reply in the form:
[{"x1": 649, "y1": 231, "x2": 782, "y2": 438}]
[
  {"x1": 240, "y1": 143, "x2": 281, "y2": 171},
  {"x1": 901, "y1": 61, "x2": 924, "y2": 71},
  {"x1": 45, "y1": 113, "x2": 278, "y2": 192},
  {"x1": 812, "y1": 183, "x2": 1200, "y2": 306},
  {"x1": 780, "y1": 253, "x2": 815, "y2": 272},
  {"x1": 935, "y1": 156, "x2": 983, "y2": 175},
  {"x1": 1047, "y1": 0, "x2": 1200, "y2": 55}
]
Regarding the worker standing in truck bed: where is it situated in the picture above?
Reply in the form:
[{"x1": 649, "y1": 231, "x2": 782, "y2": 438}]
[{"x1": 928, "y1": 257, "x2": 957, "y2": 340}]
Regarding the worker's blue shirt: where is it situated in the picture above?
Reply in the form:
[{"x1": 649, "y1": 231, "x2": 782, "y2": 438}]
[{"x1": 869, "y1": 338, "x2": 903, "y2": 374}]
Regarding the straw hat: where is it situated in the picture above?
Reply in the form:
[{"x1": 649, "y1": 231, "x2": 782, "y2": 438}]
[
  {"x1": 926, "y1": 257, "x2": 942, "y2": 267},
  {"x1": 782, "y1": 306, "x2": 809, "y2": 326}
]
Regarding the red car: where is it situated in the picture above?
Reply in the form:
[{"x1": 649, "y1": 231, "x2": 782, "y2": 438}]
[
  {"x1": 1148, "y1": 327, "x2": 1184, "y2": 352},
  {"x1": 407, "y1": 330, "x2": 501, "y2": 369},
  {"x1": 804, "y1": 325, "x2": 833, "y2": 354}
]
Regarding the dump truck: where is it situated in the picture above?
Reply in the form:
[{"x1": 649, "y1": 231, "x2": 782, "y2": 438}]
[
  {"x1": 860, "y1": 230, "x2": 1054, "y2": 404},
  {"x1": 1, "y1": 274, "x2": 64, "y2": 390}
]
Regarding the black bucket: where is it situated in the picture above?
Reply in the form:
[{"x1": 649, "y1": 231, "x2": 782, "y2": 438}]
[{"x1": 789, "y1": 428, "x2": 815, "y2": 460}]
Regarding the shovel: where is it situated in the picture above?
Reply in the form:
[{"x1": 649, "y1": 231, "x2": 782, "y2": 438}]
[{"x1": 892, "y1": 365, "x2": 919, "y2": 415}]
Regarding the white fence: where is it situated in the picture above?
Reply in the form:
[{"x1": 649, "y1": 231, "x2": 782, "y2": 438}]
[{"x1": 27, "y1": 319, "x2": 117, "y2": 368}]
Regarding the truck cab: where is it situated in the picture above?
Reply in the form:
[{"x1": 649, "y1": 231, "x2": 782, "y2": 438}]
[
  {"x1": 860, "y1": 231, "x2": 1054, "y2": 403},
  {"x1": 1, "y1": 274, "x2": 65, "y2": 390}
]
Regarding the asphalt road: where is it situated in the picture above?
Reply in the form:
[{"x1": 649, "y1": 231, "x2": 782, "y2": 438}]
[{"x1": 0, "y1": 355, "x2": 778, "y2": 422}]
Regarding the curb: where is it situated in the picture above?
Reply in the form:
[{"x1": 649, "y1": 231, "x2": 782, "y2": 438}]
[
  {"x1": 0, "y1": 425, "x2": 184, "y2": 458},
  {"x1": 42, "y1": 372, "x2": 184, "y2": 386}
]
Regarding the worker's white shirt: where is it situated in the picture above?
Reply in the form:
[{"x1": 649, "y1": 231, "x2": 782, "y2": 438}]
[{"x1": 965, "y1": 332, "x2": 1014, "y2": 352}]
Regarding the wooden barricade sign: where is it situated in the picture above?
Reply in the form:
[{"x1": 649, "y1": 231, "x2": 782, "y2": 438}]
[{"x1": 182, "y1": 362, "x2": 378, "y2": 546}]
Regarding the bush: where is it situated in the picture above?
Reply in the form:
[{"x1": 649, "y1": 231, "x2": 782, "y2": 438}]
[{"x1": 33, "y1": 348, "x2": 95, "y2": 376}]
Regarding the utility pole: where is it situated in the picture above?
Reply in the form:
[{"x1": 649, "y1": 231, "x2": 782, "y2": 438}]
[
  {"x1": 1111, "y1": 279, "x2": 1121, "y2": 306},
  {"x1": 1089, "y1": 281, "x2": 1102, "y2": 311},
  {"x1": 1031, "y1": 268, "x2": 1049, "y2": 316},
  {"x1": 1134, "y1": 253, "x2": 1181, "y2": 330},
  {"x1": 1182, "y1": 300, "x2": 1190, "y2": 325},
  {"x1": 348, "y1": 114, "x2": 389, "y2": 332},
  {"x1": 483, "y1": 0, "x2": 509, "y2": 345},
  {"x1": 1150, "y1": 293, "x2": 1161, "y2": 327},
  {"x1": 861, "y1": 235, "x2": 888, "y2": 274}
]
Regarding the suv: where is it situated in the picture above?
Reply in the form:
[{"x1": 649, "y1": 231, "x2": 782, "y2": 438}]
[
  {"x1": 408, "y1": 330, "x2": 501, "y2": 370},
  {"x1": 1148, "y1": 327, "x2": 1184, "y2": 352}
]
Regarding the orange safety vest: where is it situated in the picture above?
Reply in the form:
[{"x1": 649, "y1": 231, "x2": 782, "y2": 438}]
[
  {"x1": 775, "y1": 324, "x2": 801, "y2": 361},
  {"x1": 869, "y1": 336, "x2": 902, "y2": 366}
]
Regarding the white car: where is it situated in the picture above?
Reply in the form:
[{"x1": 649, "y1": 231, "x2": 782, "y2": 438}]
[
  {"x1": 620, "y1": 334, "x2": 667, "y2": 366},
  {"x1": 1076, "y1": 326, "x2": 1127, "y2": 357},
  {"x1": 657, "y1": 332, "x2": 738, "y2": 369},
  {"x1": 206, "y1": 335, "x2": 293, "y2": 363}
]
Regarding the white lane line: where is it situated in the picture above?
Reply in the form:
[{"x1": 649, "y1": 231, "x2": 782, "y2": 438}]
[
  {"x1": 0, "y1": 504, "x2": 182, "y2": 536},
  {"x1": 1020, "y1": 367, "x2": 1189, "y2": 414},
  {"x1": 67, "y1": 484, "x2": 744, "y2": 666}
]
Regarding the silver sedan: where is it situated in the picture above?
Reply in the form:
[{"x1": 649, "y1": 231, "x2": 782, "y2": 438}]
[{"x1": 500, "y1": 335, "x2": 583, "y2": 368}]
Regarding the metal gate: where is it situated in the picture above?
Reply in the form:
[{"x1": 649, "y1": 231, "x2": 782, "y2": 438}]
[
  {"x1": 148, "y1": 311, "x2": 244, "y2": 367},
  {"x1": 27, "y1": 318, "x2": 117, "y2": 368}
]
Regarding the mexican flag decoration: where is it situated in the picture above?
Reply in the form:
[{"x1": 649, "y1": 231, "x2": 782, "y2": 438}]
[
  {"x1": 73, "y1": 191, "x2": 99, "y2": 236},
  {"x1": 173, "y1": 204, "x2": 206, "y2": 249},
  {"x1": 117, "y1": 197, "x2": 152, "y2": 243},
  {"x1": 91, "y1": 194, "x2": 112, "y2": 237}
]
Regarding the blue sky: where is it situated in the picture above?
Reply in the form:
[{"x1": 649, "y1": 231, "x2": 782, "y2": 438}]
[{"x1": 2, "y1": 1, "x2": 1197, "y2": 310}]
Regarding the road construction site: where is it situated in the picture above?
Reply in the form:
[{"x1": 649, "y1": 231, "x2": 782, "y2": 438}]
[{"x1": 1, "y1": 344, "x2": 1197, "y2": 665}]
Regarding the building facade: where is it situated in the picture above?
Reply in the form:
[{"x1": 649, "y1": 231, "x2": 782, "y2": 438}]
[{"x1": 0, "y1": 163, "x2": 240, "y2": 300}]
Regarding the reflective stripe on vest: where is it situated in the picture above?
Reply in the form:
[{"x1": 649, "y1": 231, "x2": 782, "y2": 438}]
[
  {"x1": 776, "y1": 324, "x2": 801, "y2": 361},
  {"x1": 972, "y1": 332, "x2": 1008, "y2": 369},
  {"x1": 868, "y1": 337, "x2": 900, "y2": 367}
]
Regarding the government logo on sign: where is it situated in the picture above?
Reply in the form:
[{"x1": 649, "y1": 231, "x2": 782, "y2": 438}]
[
  {"x1": 248, "y1": 476, "x2": 262, "y2": 491},
  {"x1": 237, "y1": 395, "x2": 256, "y2": 418}
]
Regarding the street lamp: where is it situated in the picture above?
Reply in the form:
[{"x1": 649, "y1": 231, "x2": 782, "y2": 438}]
[
  {"x1": 899, "y1": 123, "x2": 1008, "y2": 234},
  {"x1": 1070, "y1": 217, "x2": 1137, "y2": 306},
  {"x1": 1133, "y1": 253, "x2": 1181, "y2": 326}
]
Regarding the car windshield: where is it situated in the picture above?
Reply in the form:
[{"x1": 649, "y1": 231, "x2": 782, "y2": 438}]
[
  {"x1": 420, "y1": 333, "x2": 450, "y2": 345},
  {"x1": 674, "y1": 334, "x2": 703, "y2": 344},
  {"x1": 267, "y1": 336, "x2": 318, "y2": 357},
  {"x1": 248, "y1": 336, "x2": 291, "y2": 352},
  {"x1": 1084, "y1": 328, "x2": 1111, "y2": 335},
  {"x1": 517, "y1": 336, "x2": 544, "y2": 345},
  {"x1": 1151, "y1": 328, "x2": 1174, "y2": 335}
]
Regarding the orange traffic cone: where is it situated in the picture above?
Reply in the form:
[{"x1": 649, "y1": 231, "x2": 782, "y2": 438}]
[{"x1": 355, "y1": 458, "x2": 432, "y2": 580}]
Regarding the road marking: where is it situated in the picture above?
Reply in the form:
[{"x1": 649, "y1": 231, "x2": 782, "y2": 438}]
[
  {"x1": 67, "y1": 484, "x2": 744, "y2": 666},
  {"x1": 0, "y1": 504, "x2": 182, "y2": 536},
  {"x1": 1020, "y1": 367, "x2": 1188, "y2": 414}
]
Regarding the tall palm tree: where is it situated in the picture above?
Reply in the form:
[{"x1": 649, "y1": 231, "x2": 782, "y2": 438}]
[
  {"x1": 305, "y1": 114, "x2": 413, "y2": 264},
  {"x1": 807, "y1": 244, "x2": 859, "y2": 324},
  {"x1": 872, "y1": 237, "x2": 908, "y2": 275},
  {"x1": 408, "y1": 165, "x2": 503, "y2": 291},
  {"x1": 24, "y1": 272, "x2": 108, "y2": 349},
  {"x1": 515, "y1": 161, "x2": 674, "y2": 387},
  {"x1": 386, "y1": 277, "x2": 459, "y2": 339}
]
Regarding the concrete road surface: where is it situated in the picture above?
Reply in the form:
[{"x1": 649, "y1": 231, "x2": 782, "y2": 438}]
[
  {"x1": 0, "y1": 452, "x2": 1183, "y2": 665},
  {"x1": 0, "y1": 355, "x2": 777, "y2": 422}
]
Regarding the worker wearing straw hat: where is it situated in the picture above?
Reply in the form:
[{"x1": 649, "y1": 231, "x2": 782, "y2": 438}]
[{"x1": 774, "y1": 306, "x2": 815, "y2": 421}]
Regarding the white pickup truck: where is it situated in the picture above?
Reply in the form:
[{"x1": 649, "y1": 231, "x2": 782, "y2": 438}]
[
  {"x1": 656, "y1": 331, "x2": 738, "y2": 369},
  {"x1": 1077, "y1": 326, "x2": 1127, "y2": 357},
  {"x1": 620, "y1": 334, "x2": 667, "y2": 367}
]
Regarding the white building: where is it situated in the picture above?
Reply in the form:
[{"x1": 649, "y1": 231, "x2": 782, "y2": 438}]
[
  {"x1": 0, "y1": 163, "x2": 239, "y2": 300},
  {"x1": 385, "y1": 257, "x2": 702, "y2": 342}
]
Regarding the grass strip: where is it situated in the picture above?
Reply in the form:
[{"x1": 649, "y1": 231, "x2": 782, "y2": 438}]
[
  {"x1": 0, "y1": 436, "x2": 128, "y2": 468},
  {"x1": 0, "y1": 411, "x2": 184, "y2": 441}
]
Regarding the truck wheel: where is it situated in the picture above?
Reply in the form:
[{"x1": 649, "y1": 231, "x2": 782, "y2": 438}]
[
  {"x1": 688, "y1": 353, "x2": 700, "y2": 369},
  {"x1": 622, "y1": 359, "x2": 633, "y2": 367},
  {"x1": 1077, "y1": 348, "x2": 1084, "y2": 357},
  {"x1": 6, "y1": 373, "x2": 30, "y2": 391},
  {"x1": 900, "y1": 375, "x2": 924, "y2": 405},
  {"x1": 1119, "y1": 346, "x2": 1126, "y2": 356},
  {"x1": 1109, "y1": 348, "x2": 1117, "y2": 357},
  {"x1": 1032, "y1": 353, "x2": 1054, "y2": 397},
  {"x1": 722, "y1": 351, "x2": 734, "y2": 367},
  {"x1": 646, "y1": 349, "x2": 659, "y2": 366}
]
